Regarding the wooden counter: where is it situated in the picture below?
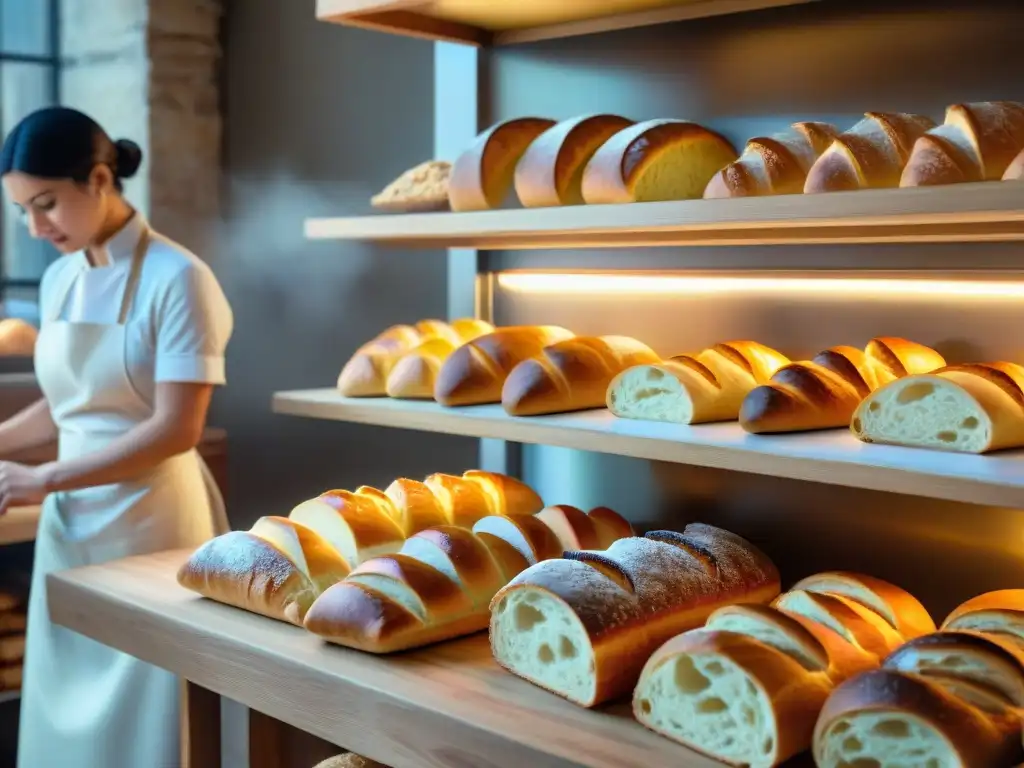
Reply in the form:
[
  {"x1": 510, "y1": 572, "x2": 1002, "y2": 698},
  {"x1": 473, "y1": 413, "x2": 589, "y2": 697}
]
[{"x1": 47, "y1": 549, "x2": 735, "y2": 768}]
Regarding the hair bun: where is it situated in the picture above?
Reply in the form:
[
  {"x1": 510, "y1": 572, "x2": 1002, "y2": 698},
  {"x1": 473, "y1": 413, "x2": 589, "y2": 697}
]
[{"x1": 114, "y1": 139, "x2": 143, "y2": 179}]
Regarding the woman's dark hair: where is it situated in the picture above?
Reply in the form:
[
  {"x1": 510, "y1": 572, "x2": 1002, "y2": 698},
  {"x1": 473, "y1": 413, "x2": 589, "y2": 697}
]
[{"x1": 0, "y1": 107, "x2": 143, "y2": 192}]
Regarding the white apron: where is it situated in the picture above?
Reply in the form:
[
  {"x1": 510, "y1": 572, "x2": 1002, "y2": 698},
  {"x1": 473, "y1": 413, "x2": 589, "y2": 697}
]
[{"x1": 18, "y1": 226, "x2": 228, "y2": 768}]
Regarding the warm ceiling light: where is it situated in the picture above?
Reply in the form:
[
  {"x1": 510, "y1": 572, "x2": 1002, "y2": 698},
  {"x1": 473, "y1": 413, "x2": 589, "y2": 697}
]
[{"x1": 496, "y1": 272, "x2": 1024, "y2": 299}]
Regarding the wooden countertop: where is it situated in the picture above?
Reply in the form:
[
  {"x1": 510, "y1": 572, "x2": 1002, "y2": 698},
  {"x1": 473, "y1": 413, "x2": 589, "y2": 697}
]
[{"x1": 46, "y1": 550, "x2": 730, "y2": 768}]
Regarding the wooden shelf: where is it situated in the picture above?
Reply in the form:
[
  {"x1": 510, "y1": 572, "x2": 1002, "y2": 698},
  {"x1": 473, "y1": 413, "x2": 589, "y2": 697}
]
[
  {"x1": 317, "y1": 0, "x2": 817, "y2": 46},
  {"x1": 273, "y1": 389, "x2": 1024, "y2": 509},
  {"x1": 47, "y1": 549, "x2": 728, "y2": 768},
  {"x1": 306, "y1": 183, "x2": 1024, "y2": 249},
  {"x1": 0, "y1": 506, "x2": 41, "y2": 546}
]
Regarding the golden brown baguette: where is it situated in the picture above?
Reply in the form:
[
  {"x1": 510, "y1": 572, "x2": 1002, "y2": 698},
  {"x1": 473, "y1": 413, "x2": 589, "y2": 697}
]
[
  {"x1": 448, "y1": 117, "x2": 556, "y2": 211},
  {"x1": 704, "y1": 122, "x2": 839, "y2": 198},
  {"x1": 501, "y1": 335, "x2": 659, "y2": 416},
  {"x1": 803, "y1": 112, "x2": 936, "y2": 193},
  {"x1": 581, "y1": 119, "x2": 737, "y2": 204},
  {"x1": 1004, "y1": 146, "x2": 1024, "y2": 180},
  {"x1": 851, "y1": 362, "x2": 1024, "y2": 454},
  {"x1": 740, "y1": 337, "x2": 946, "y2": 434},
  {"x1": 338, "y1": 318, "x2": 493, "y2": 398},
  {"x1": 607, "y1": 341, "x2": 790, "y2": 425},
  {"x1": 489, "y1": 524, "x2": 780, "y2": 707},
  {"x1": 901, "y1": 101, "x2": 1024, "y2": 187},
  {"x1": 305, "y1": 507, "x2": 632, "y2": 653},
  {"x1": 434, "y1": 325, "x2": 575, "y2": 406},
  {"x1": 370, "y1": 160, "x2": 451, "y2": 212},
  {"x1": 385, "y1": 318, "x2": 494, "y2": 399}
]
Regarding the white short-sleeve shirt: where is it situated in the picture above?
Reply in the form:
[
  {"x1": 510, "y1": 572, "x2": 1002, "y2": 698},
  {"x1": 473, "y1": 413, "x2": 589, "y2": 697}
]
[{"x1": 39, "y1": 213, "x2": 233, "y2": 403}]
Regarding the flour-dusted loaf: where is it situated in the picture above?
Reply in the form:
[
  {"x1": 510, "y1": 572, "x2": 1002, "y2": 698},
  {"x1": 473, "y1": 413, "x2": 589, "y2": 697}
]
[
  {"x1": 501, "y1": 335, "x2": 659, "y2": 416},
  {"x1": 901, "y1": 101, "x2": 1024, "y2": 187},
  {"x1": 704, "y1": 122, "x2": 839, "y2": 198},
  {"x1": 385, "y1": 318, "x2": 494, "y2": 399},
  {"x1": 370, "y1": 160, "x2": 451, "y2": 212},
  {"x1": 513, "y1": 114, "x2": 634, "y2": 207},
  {"x1": 489, "y1": 524, "x2": 780, "y2": 707},
  {"x1": 305, "y1": 507, "x2": 631, "y2": 653},
  {"x1": 851, "y1": 362, "x2": 1024, "y2": 454},
  {"x1": 633, "y1": 573, "x2": 925, "y2": 767},
  {"x1": 580, "y1": 119, "x2": 737, "y2": 204},
  {"x1": 607, "y1": 341, "x2": 790, "y2": 425},
  {"x1": 448, "y1": 117, "x2": 556, "y2": 211},
  {"x1": 804, "y1": 112, "x2": 936, "y2": 193},
  {"x1": 434, "y1": 325, "x2": 576, "y2": 406},
  {"x1": 740, "y1": 337, "x2": 946, "y2": 434}
]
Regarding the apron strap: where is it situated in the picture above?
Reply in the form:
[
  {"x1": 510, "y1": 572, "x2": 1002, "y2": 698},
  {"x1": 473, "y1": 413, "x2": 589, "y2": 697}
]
[{"x1": 117, "y1": 228, "x2": 150, "y2": 325}]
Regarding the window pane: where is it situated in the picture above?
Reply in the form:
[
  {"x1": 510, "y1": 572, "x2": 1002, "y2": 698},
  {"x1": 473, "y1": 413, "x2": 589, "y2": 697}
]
[
  {"x1": 0, "y1": 0, "x2": 52, "y2": 57},
  {"x1": 2, "y1": 61, "x2": 57, "y2": 284}
]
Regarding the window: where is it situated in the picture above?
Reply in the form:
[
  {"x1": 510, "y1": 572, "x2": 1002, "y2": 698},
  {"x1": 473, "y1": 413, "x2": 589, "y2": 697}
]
[{"x1": 0, "y1": 0, "x2": 59, "y2": 325}]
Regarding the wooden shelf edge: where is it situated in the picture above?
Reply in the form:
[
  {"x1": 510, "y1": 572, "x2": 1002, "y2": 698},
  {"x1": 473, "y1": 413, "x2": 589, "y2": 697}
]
[
  {"x1": 272, "y1": 390, "x2": 1024, "y2": 509},
  {"x1": 304, "y1": 183, "x2": 1024, "y2": 249}
]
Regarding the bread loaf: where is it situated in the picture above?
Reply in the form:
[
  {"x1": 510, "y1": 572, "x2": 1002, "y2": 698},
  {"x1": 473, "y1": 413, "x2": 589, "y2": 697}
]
[
  {"x1": 434, "y1": 325, "x2": 575, "y2": 406},
  {"x1": 740, "y1": 337, "x2": 945, "y2": 434},
  {"x1": 942, "y1": 589, "x2": 1024, "y2": 640},
  {"x1": 305, "y1": 506, "x2": 631, "y2": 653},
  {"x1": 633, "y1": 573, "x2": 930, "y2": 767},
  {"x1": 370, "y1": 160, "x2": 451, "y2": 212},
  {"x1": 704, "y1": 122, "x2": 839, "y2": 198},
  {"x1": 448, "y1": 117, "x2": 556, "y2": 211},
  {"x1": 851, "y1": 362, "x2": 1024, "y2": 454},
  {"x1": 1004, "y1": 146, "x2": 1024, "y2": 180},
  {"x1": 0, "y1": 318, "x2": 36, "y2": 356},
  {"x1": 804, "y1": 112, "x2": 936, "y2": 193},
  {"x1": 513, "y1": 114, "x2": 634, "y2": 207},
  {"x1": 580, "y1": 119, "x2": 737, "y2": 204},
  {"x1": 385, "y1": 318, "x2": 494, "y2": 399},
  {"x1": 489, "y1": 524, "x2": 780, "y2": 707},
  {"x1": 338, "y1": 318, "x2": 493, "y2": 398},
  {"x1": 607, "y1": 341, "x2": 790, "y2": 425},
  {"x1": 901, "y1": 101, "x2": 1024, "y2": 187},
  {"x1": 313, "y1": 755, "x2": 390, "y2": 768},
  {"x1": 501, "y1": 335, "x2": 659, "y2": 416}
]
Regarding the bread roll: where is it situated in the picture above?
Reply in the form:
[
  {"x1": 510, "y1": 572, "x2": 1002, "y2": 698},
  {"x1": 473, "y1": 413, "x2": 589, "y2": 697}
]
[
  {"x1": 502, "y1": 335, "x2": 659, "y2": 416},
  {"x1": 313, "y1": 755, "x2": 390, "y2": 768},
  {"x1": 448, "y1": 117, "x2": 556, "y2": 211},
  {"x1": 704, "y1": 122, "x2": 839, "y2": 198},
  {"x1": 804, "y1": 112, "x2": 936, "y2": 193},
  {"x1": 434, "y1": 325, "x2": 575, "y2": 406},
  {"x1": 370, "y1": 160, "x2": 451, "y2": 212},
  {"x1": 774, "y1": 590, "x2": 903, "y2": 661},
  {"x1": 0, "y1": 318, "x2": 37, "y2": 356},
  {"x1": 901, "y1": 101, "x2": 1024, "y2": 187},
  {"x1": 607, "y1": 341, "x2": 790, "y2": 425},
  {"x1": 513, "y1": 114, "x2": 634, "y2": 207},
  {"x1": 386, "y1": 319, "x2": 494, "y2": 399},
  {"x1": 580, "y1": 119, "x2": 737, "y2": 204},
  {"x1": 489, "y1": 524, "x2": 780, "y2": 707},
  {"x1": 852, "y1": 361, "x2": 1024, "y2": 454},
  {"x1": 1004, "y1": 146, "x2": 1024, "y2": 180},
  {"x1": 942, "y1": 589, "x2": 1024, "y2": 643}
]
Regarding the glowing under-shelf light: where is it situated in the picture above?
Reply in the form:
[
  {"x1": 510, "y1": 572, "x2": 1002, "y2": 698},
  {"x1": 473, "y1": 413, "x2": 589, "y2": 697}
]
[{"x1": 496, "y1": 272, "x2": 1024, "y2": 299}]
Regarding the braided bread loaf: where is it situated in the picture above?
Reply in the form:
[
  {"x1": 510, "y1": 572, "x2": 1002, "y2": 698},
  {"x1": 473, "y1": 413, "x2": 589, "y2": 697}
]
[
  {"x1": 740, "y1": 337, "x2": 946, "y2": 434},
  {"x1": 607, "y1": 341, "x2": 790, "y2": 425},
  {"x1": 489, "y1": 524, "x2": 780, "y2": 707},
  {"x1": 851, "y1": 361, "x2": 1024, "y2": 454},
  {"x1": 305, "y1": 505, "x2": 632, "y2": 653},
  {"x1": 704, "y1": 122, "x2": 839, "y2": 198}
]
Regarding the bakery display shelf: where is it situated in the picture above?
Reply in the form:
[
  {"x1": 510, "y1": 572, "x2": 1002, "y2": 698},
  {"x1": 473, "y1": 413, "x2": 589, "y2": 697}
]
[
  {"x1": 317, "y1": 0, "x2": 817, "y2": 46},
  {"x1": 273, "y1": 389, "x2": 1024, "y2": 509},
  {"x1": 0, "y1": 505, "x2": 41, "y2": 546},
  {"x1": 47, "y1": 549, "x2": 729, "y2": 768},
  {"x1": 305, "y1": 182, "x2": 1024, "y2": 249}
]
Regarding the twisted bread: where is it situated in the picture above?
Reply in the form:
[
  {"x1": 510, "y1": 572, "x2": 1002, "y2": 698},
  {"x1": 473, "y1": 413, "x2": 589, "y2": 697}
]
[
  {"x1": 851, "y1": 361, "x2": 1024, "y2": 454},
  {"x1": 305, "y1": 506, "x2": 631, "y2": 653},
  {"x1": 804, "y1": 112, "x2": 936, "y2": 193},
  {"x1": 448, "y1": 117, "x2": 556, "y2": 211},
  {"x1": 607, "y1": 341, "x2": 790, "y2": 425},
  {"x1": 513, "y1": 114, "x2": 634, "y2": 207},
  {"x1": 338, "y1": 318, "x2": 493, "y2": 398},
  {"x1": 489, "y1": 524, "x2": 780, "y2": 707},
  {"x1": 501, "y1": 335, "x2": 659, "y2": 416},
  {"x1": 434, "y1": 325, "x2": 575, "y2": 406},
  {"x1": 633, "y1": 572, "x2": 930, "y2": 767},
  {"x1": 704, "y1": 122, "x2": 839, "y2": 198},
  {"x1": 740, "y1": 337, "x2": 945, "y2": 434},
  {"x1": 901, "y1": 101, "x2": 1024, "y2": 187},
  {"x1": 581, "y1": 119, "x2": 737, "y2": 204}
]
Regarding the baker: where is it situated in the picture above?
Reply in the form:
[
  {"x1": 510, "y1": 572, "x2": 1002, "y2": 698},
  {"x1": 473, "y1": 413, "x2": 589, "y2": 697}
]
[{"x1": 0, "y1": 106, "x2": 233, "y2": 768}]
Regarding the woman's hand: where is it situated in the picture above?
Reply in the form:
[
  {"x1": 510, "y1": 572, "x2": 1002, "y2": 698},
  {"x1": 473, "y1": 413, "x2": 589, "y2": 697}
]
[{"x1": 0, "y1": 461, "x2": 50, "y2": 514}]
